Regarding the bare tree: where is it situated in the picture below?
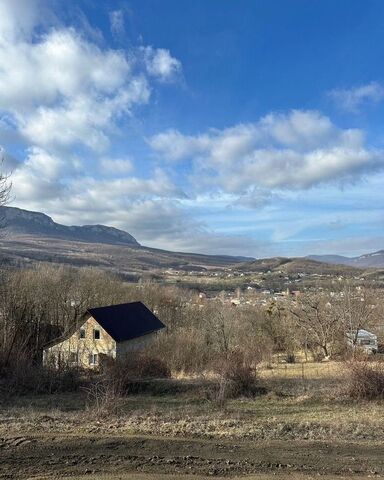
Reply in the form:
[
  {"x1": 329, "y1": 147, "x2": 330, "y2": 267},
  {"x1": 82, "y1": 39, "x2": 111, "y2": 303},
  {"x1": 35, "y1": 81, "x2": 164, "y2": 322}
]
[
  {"x1": 290, "y1": 294, "x2": 341, "y2": 359},
  {"x1": 0, "y1": 159, "x2": 11, "y2": 233},
  {"x1": 0, "y1": 159, "x2": 11, "y2": 207},
  {"x1": 334, "y1": 285, "x2": 377, "y2": 350}
]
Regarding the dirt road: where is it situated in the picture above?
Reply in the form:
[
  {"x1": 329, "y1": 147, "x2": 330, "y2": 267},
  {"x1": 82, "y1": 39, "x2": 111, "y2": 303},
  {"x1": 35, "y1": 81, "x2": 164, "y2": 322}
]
[{"x1": 1, "y1": 433, "x2": 383, "y2": 479}]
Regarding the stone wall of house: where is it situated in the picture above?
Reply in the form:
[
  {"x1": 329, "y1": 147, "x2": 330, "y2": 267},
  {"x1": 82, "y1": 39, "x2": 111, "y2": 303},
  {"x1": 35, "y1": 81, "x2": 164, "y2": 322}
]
[{"x1": 43, "y1": 315, "x2": 116, "y2": 369}]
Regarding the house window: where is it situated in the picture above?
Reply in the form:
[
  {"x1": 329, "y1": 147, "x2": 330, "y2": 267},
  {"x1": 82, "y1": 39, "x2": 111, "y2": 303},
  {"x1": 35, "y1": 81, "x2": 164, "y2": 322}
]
[
  {"x1": 89, "y1": 353, "x2": 98, "y2": 365},
  {"x1": 79, "y1": 328, "x2": 86, "y2": 339},
  {"x1": 93, "y1": 329, "x2": 100, "y2": 340},
  {"x1": 69, "y1": 352, "x2": 78, "y2": 364}
]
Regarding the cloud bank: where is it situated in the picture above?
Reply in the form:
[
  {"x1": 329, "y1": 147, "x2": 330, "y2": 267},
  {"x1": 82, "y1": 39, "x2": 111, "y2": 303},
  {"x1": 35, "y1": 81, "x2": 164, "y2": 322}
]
[{"x1": 150, "y1": 110, "x2": 383, "y2": 193}]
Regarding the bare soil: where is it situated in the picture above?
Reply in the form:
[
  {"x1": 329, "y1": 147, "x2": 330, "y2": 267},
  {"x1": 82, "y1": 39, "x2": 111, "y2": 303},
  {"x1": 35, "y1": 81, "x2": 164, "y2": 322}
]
[{"x1": 1, "y1": 432, "x2": 384, "y2": 479}]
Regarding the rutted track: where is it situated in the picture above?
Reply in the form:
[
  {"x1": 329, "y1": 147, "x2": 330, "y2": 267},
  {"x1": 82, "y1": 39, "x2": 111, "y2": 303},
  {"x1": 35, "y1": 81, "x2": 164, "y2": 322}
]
[{"x1": 0, "y1": 433, "x2": 383, "y2": 479}]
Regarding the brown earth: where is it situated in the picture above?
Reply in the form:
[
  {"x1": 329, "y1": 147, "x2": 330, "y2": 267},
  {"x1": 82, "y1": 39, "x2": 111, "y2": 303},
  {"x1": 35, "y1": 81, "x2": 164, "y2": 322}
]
[{"x1": 1, "y1": 432, "x2": 383, "y2": 479}]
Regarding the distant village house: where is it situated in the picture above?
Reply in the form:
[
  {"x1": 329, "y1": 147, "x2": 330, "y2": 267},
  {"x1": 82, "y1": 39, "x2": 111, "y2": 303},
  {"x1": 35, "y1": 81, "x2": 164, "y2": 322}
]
[
  {"x1": 346, "y1": 329, "x2": 378, "y2": 354},
  {"x1": 43, "y1": 301, "x2": 165, "y2": 368}
]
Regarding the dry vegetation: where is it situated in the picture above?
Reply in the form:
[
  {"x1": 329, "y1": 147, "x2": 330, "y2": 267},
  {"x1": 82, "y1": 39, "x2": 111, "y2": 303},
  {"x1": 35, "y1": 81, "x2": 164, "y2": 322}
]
[
  {"x1": 2, "y1": 265, "x2": 384, "y2": 478},
  {"x1": 3, "y1": 362, "x2": 384, "y2": 478}
]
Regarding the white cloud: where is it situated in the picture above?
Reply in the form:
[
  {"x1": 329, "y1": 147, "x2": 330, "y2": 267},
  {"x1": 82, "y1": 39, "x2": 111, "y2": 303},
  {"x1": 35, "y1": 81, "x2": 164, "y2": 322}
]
[
  {"x1": 10, "y1": 147, "x2": 76, "y2": 201},
  {"x1": 70, "y1": 169, "x2": 184, "y2": 205},
  {"x1": 328, "y1": 82, "x2": 384, "y2": 112},
  {"x1": 100, "y1": 157, "x2": 133, "y2": 175},
  {"x1": 141, "y1": 46, "x2": 182, "y2": 82},
  {"x1": 109, "y1": 10, "x2": 125, "y2": 38},
  {"x1": 0, "y1": 1, "x2": 182, "y2": 154},
  {"x1": 0, "y1": 0, "x2": 42, "y2": 42},
  {"x1": 0, "y1": 27, "x2": 151, "y2": 152},
  {"x1": 0, "y1": 146, "x2": 20, "y2": 173},
  {"x1": 149, "y1": 110, "x2": 383, "y2": 193}
]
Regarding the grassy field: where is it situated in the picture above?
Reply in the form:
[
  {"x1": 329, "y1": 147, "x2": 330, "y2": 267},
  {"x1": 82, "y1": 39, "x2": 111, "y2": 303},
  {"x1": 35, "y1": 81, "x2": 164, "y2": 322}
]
[{"x1": 2, "y1": 362, "x2": 384, "y2": 479}]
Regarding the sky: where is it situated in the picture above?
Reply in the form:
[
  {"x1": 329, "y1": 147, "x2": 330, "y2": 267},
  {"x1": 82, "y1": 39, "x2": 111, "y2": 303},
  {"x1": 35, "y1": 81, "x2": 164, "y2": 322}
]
[{"x1": 1, "y1": 0, "x2": 384, "y2": 258}]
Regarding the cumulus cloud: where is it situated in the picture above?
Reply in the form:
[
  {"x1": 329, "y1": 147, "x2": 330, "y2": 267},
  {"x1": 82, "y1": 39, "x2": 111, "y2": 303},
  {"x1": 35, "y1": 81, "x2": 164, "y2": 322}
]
[
  {"x1": 149, "y1": 110, "x2": 383, "y2": 192},
  {"x1": 328, "y1": 82, "x2": 384, "y2": 112},
  {"x1": 0, "y1": 0, "x2": 183, "y2": 155},
  {"x1": 10, "y1": 147, "x2": 76, "y2": 201},
  {"x1": 0, "y1": 27, "x2": 151, "y2": 152},
  {"x1": 141, "y1": 46, "x2": 182, "y2": 82}
]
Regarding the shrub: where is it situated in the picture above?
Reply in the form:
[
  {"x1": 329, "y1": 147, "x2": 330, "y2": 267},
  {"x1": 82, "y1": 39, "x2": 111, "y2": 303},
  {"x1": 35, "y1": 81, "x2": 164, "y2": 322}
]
[
  {"x1": 99, "y1": 353, "x2": 171, "y2": 397},
  {"x1": 110, "y1": 353, "x2": 170, "y2": 379},
  {"x1": 344, "y1": 361, "x2": 384, "y2": 400},
  {"x1": 83, "y1": 380, "x2": 124, "y2": 415},
  {"x1": 0, "y1": 362, "x2": 82, "y2": 396},
  {"x1": 207, "y1": 351, "x2": 265, "y2": 406},
  {"x1": 285, "y1": 353, "x2": 296, "y2": 364}
]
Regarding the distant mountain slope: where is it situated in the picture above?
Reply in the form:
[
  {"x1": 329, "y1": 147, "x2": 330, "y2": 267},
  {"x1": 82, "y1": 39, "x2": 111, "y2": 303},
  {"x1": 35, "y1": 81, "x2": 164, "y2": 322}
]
[
  {"x1": 351, "y1": 250, "x2": 384, "y2": 268},
  {"x1": 1, "y1": 206, "x2": 140, "y2": 246},
  {"x1": 237, "y1": 256, "x2": 362, "y2": 275},
  {"x1": 307, "y1": 251, "x2": 384, "y2": 268},
  {"x1": 0, "y1": 206, "x2": 254, "y2": 273},
  {"x1": 306, "y1": 254, "x2": 352, "y2": 266}
]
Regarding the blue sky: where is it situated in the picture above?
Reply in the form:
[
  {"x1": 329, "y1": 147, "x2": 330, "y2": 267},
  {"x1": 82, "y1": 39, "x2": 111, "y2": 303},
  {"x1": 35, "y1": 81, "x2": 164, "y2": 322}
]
[{"x1": 1, "y1": 0, "x2": 384, "y2": 257}]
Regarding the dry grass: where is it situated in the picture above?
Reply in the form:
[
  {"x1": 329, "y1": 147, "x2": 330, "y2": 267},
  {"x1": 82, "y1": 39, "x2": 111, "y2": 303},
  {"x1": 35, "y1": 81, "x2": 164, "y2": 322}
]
[
  {"x1": 2, "y1": 370, "x2": 384, "y2": 442},
  {"x1": 3, "y1": 362, "x2": 384, "y2": 479},
  {"x1": 261, "y1": 360, "x2": 342, "y2": 380}
]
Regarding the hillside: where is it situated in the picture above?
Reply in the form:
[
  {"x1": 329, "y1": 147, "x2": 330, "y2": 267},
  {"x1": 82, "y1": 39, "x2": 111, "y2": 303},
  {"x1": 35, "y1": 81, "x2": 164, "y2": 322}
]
[
  {"x1": 307, "y1": 251, "x2": 384, "y2": 268},
  {"x1": 1, "y1": 207, "x2": 380, "y2": 280},
  {"x1": 0, "y1": 206, "x2": 253, "y2": 275},
  {"x1": 237, "y1": 256, "x2": 363, "y2": 276}
]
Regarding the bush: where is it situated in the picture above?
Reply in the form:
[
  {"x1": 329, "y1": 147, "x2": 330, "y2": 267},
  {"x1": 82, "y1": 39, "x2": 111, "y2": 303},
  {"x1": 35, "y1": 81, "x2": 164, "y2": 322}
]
[
  {"x1": 344, "y1": 361, "x2": 384, "y2": 400},
  {"x1": 83, "y1": 380, "x2": 124, "y2": 415},
  {"x1": 285, "y1": 353, "x2": 296, "y2": 364},
  {"x1": 207, "y1": 352, "x2": 265, "y2": 406},
  {"x1": 0, "y1": 362, "x2": 82, "y2": 396},
  {"x1": 99, "y1": 353, "x2": 171, "y2": 397},
  {"x1": 110, "y1": 353, "x2": 171, "y2": 379}
]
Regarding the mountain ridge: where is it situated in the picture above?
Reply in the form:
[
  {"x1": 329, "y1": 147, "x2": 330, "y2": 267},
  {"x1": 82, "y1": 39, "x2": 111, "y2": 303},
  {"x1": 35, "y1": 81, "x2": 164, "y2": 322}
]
[
  {"x1": 0, "y1": 206, "x2": 254, "y2": 272},
  {"x1": 307, "y1": 251, "x2": 384, "y2": 268},
  {"x1": 1, "y1": 206, "x2": 382, "y2": 271},
  {"x1": 1, "y1": 206, "x2": 141, "y2": 247}
]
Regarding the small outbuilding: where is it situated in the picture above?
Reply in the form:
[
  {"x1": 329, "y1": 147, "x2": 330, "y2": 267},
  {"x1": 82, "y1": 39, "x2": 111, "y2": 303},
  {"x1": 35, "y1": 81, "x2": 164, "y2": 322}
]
[
  {"x1": 346, "y1": 329, "x2": 378, "y2": 354},
  {"x1": 43, "y1": 301, "x2": 165, "y2": 368}
]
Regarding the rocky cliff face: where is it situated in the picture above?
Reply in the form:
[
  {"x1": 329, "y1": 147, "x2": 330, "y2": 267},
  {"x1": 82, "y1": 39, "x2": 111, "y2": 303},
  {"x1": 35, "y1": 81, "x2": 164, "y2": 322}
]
[{"x1": 1, "y1": 206, "x2": 140, "y2": 247}]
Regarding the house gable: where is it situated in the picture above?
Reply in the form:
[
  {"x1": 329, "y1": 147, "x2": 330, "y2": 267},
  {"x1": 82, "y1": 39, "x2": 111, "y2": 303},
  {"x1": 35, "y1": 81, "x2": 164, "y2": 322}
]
[{"x1": 44, "y1": 315, "x2": 116, "y2": 368}]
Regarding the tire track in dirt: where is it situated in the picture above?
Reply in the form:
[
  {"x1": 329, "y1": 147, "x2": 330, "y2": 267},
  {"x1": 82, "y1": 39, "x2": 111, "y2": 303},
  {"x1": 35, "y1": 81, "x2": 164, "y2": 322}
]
[{"x1": 0, "y1": 434, "x2": 383, "y2": 479}]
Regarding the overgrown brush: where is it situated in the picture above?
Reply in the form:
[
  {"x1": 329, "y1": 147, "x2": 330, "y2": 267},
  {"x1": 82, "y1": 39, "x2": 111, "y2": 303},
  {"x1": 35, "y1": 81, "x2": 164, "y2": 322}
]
[
  {"x1": 105, "y1": 352, "x2": 170, "y2": 383},
  {"x1": 86, "y1": 353, "x2": 171, "y2": 407},
  {"x1": 207, "y1": 351, "x2": 266, "y2": 407},
  {"x1": 344, "y1": 361, "x2": 384, "y2": 400},
  {"x1": 83, "y1": 354, "x2": 171, "y2": 413},
  {"x1": 0, "y1": 362, "x2": 82, "y2": 396}
]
